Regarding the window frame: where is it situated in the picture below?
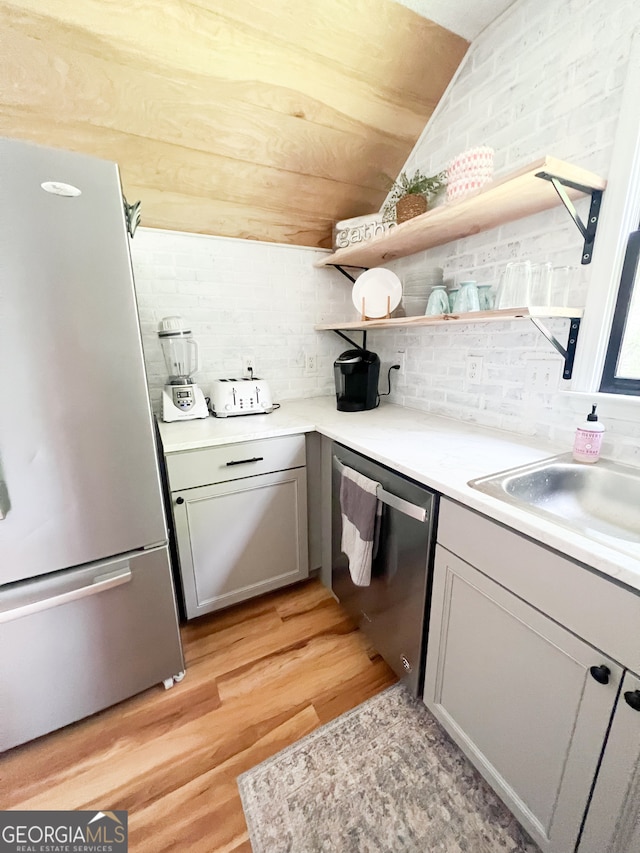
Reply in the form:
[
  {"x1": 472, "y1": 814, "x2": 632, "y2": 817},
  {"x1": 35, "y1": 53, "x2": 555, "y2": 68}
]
[
  {"x1": 600, "y1": 228, "x2": 640, "y2": 395},
  {"x1": 568, "y1": 31, "x2": 640, "y2": 399}
]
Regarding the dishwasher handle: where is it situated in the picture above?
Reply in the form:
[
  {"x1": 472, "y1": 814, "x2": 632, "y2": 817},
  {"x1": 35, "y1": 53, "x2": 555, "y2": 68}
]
[
  {"x1": 333, "y1": 455, "x2": 429, "y2": 523},
  {"x1": 376, "y1": 486, "x2": 428, "y2": 523}
]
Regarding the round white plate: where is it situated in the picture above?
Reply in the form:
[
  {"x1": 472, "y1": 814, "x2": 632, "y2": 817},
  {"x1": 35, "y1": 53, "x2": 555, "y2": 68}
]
[{"x1": 352, "y1": 268, "x2": 402, "y2": 318}]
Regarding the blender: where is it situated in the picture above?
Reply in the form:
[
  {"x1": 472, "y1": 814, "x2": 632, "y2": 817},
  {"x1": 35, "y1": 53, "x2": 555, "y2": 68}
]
[{"x1": 158, "y1": 316, "x2": 208, "y2": 421}]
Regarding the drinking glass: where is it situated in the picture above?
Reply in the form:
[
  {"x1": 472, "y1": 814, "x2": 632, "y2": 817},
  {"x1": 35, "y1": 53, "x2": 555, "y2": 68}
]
[
  {"x1": 550, "y1": 266, "x2": 579, "y2": 307},
  {"x1": 495, "y1": 261, "x2": 531, "y2": 309},
  {"x1": 425, "y1": 285, "x2": 450, "y2": 316},
  {"x1": 528, "y1": 263, "x2": 553, "y2": 307}
]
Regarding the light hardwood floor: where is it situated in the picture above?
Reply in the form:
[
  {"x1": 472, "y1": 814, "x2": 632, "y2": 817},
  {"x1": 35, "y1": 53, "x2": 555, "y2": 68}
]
[{"x1": 1, "y1": 579, "x2": 396, "y2": 851}]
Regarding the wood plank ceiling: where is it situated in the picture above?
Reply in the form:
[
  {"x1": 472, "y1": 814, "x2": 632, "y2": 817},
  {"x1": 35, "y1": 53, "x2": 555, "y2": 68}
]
[{"x1": 0, "y1": 0, "x2": 468, "y2": 248}]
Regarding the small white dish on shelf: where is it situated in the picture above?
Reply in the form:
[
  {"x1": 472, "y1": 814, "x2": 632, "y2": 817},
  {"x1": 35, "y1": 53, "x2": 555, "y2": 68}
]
[{"x1": 352, "y1": 268, "x2": 402, "y2": 318}]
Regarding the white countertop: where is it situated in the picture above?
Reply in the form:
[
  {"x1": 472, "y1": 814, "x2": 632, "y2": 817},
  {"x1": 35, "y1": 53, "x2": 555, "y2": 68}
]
[{"x1": 157, "y1": 397, "x2": 640, "y2": 594}]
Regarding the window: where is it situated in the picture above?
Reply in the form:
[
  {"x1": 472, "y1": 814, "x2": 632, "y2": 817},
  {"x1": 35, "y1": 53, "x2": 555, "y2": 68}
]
[{"x1": 600, "y1": 227, "x2": 640, "y2": 395}]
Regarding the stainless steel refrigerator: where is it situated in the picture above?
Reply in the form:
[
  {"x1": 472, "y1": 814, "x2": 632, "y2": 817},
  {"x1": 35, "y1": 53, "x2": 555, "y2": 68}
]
[{"x1": 0, "y1": 138, "x2": 185, "y2": 752}]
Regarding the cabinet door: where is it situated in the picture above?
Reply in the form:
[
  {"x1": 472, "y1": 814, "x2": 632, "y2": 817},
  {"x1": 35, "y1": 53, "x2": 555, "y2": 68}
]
[
  {"x1": 578, "y1": 671, "x2": 640, "y2": 853},
  {"x1": 172, "y1": 468, "x2": 308, "y2": 618},
  {"x1": 424, "y1": 546, "x2": 622, "y2": 853}
]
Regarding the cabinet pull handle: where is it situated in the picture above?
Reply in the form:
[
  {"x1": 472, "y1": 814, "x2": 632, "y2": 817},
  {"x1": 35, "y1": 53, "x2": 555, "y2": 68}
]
[
  {"x1": 589, "y1": 664, "x2": 611, "y2": 685},
  {"x1": 225, "y1": 456, "x2": 264, "y2": 466},
  {"x1": 176, "y1": 496, "x2": 184, "y2": 504},
  {"x1": 624, "y1": 690, "x2": 640, "y2": 711}
]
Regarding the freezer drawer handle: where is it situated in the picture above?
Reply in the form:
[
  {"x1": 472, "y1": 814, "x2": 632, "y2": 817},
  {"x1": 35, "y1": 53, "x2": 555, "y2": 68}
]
[
  {"x1": 0, "y1": 566, "x2": 132, "y2": 624},
  {"x1": 376, "y1": 487, "x2": 428, "y2": 523},
  {"x1": 225, "y1": 456, "x2": 264, "y2": 466}
]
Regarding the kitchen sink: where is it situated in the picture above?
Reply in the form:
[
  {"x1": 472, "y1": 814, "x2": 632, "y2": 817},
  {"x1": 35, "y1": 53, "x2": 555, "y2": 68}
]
[{"x1": 468, "y1": 452, "x2": 640, "y2": 551}]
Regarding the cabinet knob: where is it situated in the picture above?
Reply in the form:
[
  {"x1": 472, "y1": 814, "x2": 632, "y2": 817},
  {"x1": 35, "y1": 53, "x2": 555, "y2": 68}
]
[
  {"x1": 590, "y1": 665, "x2": 611, "y2": 685},
  {"x1": 624, "y1": 690, "x2": 640, "y2": 711},
  {"x1": 176, "y1": 496, "x2": 184, "y2": 505}
]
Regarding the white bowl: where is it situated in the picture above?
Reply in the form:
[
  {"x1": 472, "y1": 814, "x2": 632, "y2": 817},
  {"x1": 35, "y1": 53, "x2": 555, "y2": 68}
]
[{"x1": 402, "y1": 296, "x2": 429, "y2": 316}]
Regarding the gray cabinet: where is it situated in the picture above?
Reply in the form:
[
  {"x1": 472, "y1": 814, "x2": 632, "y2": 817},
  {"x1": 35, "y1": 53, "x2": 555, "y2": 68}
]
[
  {"x1": 425, "y1": 546, "x2": 621, "y2": 853},
  {"x1": 425, "y1": 498, "x2": 640, "y2": 853},
  {"x1": 578, "y1": 670, "x2": 640, "y2": 853},
  {"x1": 165, "y1": 435, "x2": 309, "y2": 618}
]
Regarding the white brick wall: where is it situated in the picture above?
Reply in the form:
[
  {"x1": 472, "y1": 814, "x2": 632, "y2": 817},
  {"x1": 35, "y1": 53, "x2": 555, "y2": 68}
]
[
  {"x1": 131, "y1": 229, "x2": 349, "y2": 412},
  {"x1": 130, "y1": 0, "x2": 640, "y2": 465},
  {"x1": 369, "y1": 0, "x2": 640, "y2": 465}
]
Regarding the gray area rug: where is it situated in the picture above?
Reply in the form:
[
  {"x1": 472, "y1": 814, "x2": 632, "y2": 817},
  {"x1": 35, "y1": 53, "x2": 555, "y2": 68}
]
[{"x1": 238, "y1": 684, "x2": 540, "y2": 853}]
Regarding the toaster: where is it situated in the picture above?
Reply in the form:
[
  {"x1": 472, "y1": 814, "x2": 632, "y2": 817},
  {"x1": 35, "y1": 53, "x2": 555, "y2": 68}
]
[{"x1": 210, "y1": 378, "x2": 274, "y2": 417}]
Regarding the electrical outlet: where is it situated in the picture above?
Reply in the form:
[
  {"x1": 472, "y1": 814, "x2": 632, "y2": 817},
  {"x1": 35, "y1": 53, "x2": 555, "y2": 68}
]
[
  {"x1": 243, "y1": 355, "x2": 255, "y2": 376},
  {"x1": 539, "y1": 360, "x2": 561, "y2": 390},
  {"x1": 466, "y1": 356, "x2": 483, "y2": 384},
  {"x1": 526, "y1": 359, "x2": 560, "y2": 390},
  {"x1": 305, "y1": 353, "x2": 317, "y2": 374},
  {"x1": 395, "y1": 350, "x2": 406, "y2": 375}
]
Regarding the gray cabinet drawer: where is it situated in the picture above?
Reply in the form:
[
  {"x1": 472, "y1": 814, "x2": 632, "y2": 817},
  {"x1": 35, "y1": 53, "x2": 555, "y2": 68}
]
[
  {"x1": 165, "y1": 434, "x2": 306, "y2": 491},
  {"x1": 437, "y1": 498, "x2": 640, "y2": 672}
]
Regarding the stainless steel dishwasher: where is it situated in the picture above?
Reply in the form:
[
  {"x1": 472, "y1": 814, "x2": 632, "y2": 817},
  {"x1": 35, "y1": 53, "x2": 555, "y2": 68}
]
[{"x1": 331, "y1": 442, "x2": 438, "y2": 696}]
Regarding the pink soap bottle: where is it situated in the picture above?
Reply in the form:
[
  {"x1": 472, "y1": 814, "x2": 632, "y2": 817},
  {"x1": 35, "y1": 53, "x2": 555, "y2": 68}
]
[{"x1": 572, "y1": 405, "x2": 605, "y2": 463}]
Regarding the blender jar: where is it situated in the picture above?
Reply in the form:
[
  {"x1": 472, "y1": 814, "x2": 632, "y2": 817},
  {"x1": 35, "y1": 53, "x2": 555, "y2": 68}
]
[{"x1": 158, "y1": 316, "x2": 199, "y2": 384}]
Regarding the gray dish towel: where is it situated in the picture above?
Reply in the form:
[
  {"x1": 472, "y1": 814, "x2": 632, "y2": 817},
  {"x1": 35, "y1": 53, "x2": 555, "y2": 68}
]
[{"x1": 338, "y1": 461, "x2": 381, "y2": 587}]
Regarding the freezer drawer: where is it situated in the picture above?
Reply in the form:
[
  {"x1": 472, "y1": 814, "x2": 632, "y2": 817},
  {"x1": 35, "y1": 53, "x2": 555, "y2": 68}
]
[{"x1": 0, "y1": 546, "x2": 184, "y2": 752}]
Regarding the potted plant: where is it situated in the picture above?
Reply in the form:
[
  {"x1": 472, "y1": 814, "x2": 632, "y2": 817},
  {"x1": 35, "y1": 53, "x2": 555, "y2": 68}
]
[{"x1": 382, "y1": 169, "x2": 447, "y2": 223}]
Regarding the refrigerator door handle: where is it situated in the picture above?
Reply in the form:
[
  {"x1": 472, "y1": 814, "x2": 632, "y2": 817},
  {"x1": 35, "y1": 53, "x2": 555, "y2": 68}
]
[
  {"x1": 0, "y1": 565, "x2": 132, "y2": 624},
  {"x1": 0, "y1": 476, "x2": 9, "y2": 520}
]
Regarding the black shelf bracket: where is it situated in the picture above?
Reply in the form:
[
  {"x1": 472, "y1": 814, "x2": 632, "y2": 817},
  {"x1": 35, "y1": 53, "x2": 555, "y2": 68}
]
[
  {"x1": 535, "y1": 171, "x2": 603, "y2": 264},
  {"x1": 327, "y1": 265, "x2": 369, "y2": 349},
  {"x1": 529, "y1": 316, "x2": 581, "y2": 380},
  {"x1": 330, "y1": 264, "x2": 368, "y2": 283},
  {"x1": 333, "y1": 329, "x2": 368, "y2": 351}
]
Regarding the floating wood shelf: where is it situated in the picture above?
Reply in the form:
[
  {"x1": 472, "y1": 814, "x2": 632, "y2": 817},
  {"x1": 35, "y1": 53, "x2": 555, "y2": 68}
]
[
  {"x1": 314, "y1": 306, "x2": 583, "y2": 331},
  {"x1": 316, "y1": 307, "x2": 584, "y2": 379},
  {"x1": 314, "y1": 157, "x2": 606, "y2": 270}
]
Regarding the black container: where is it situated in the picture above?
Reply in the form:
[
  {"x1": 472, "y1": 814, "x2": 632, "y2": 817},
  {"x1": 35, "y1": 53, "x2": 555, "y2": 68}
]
[{"x1": 334, "y1": 349, "x2": 380, "y2": 411}]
